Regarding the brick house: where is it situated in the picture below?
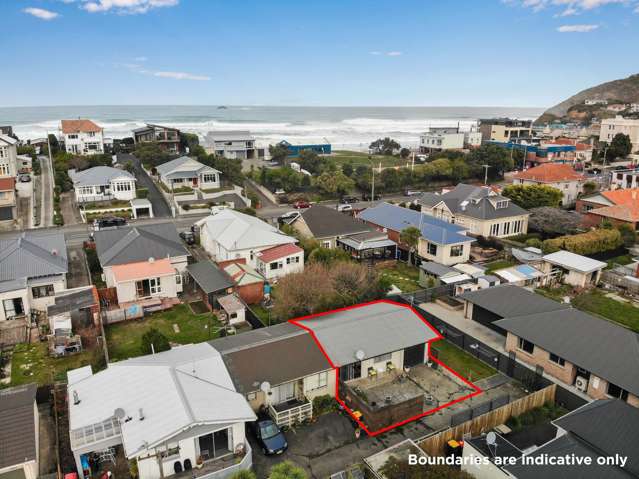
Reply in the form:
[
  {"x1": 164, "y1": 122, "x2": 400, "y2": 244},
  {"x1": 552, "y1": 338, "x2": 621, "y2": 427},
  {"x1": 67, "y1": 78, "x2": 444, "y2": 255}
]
[
  {"x1": 576, "y1": 188, "x2": 639, "y2": 230},
  {"x1": 223, "y1": 262, "x2": 264, "y2": 304}
]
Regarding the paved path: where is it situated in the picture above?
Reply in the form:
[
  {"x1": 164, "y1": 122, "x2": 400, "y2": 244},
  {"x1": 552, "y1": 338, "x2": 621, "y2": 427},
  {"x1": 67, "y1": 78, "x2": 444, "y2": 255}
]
[
  {"x1": 117, "y1": 153, "x2": 171, "y2": 217},
  {"x1": 39, "y1": 156, "x2": 54, "y2": 227}
]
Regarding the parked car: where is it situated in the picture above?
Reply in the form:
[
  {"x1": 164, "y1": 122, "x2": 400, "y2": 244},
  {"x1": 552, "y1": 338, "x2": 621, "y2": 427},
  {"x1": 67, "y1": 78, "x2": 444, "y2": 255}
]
[
  {"x1": 361, "y1": 193, "x2": 381, "y2": 201},
  {"x1": 337, "y1": 204, "x2": 353, "y2": 212},
  {"x1": 93, "y1": 216, "x2": 127, "y2": 231},
  {"x1": 277, "y1": 210, "x2": 300, "y2": 224},
  {"x1": 340, "y1": 195, "x2": 359, "y2": 204},
  {"x1": 18, "y1": 174, "x2": 31, "y2": 183},
  {"x1": 250, "y1": 418, "x2": 288, "y2": 455},
  {"x1": 404, "y1": 189, "x2": 422, "y2": 196},
  {"x1": 293, "y1": 200, "x2": 311, "y2": 209},
  {"x1": 179, "y1": 231, "x2": 196, "y2": 245}
]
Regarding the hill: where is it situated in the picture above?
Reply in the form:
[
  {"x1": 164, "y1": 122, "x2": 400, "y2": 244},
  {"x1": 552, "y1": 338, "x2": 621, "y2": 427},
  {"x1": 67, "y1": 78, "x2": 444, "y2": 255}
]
[{"x1": 537, "y1": 73, "x2": 639, "y2": 124}]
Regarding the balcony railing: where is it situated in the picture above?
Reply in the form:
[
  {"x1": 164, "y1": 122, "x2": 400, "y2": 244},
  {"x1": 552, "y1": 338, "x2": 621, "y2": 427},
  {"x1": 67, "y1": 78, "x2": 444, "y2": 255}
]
[{"x1": 269, "y1": 398, "x2": 313, "y2": 428}]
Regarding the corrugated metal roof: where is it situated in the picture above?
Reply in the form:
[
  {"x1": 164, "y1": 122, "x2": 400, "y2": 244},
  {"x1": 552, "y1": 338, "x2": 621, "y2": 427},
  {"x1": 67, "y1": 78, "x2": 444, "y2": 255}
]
[
  {"x1": 186, "y1": 261, "x2": 234, "y2": 293},
  {"x1": 543, "y1": 250, "x2": 607, "y2": 273},
  {"x1": 69, "y1": 166, "x2": 134, "y2": 187},
  {"x1": 459, "y1": 284, "x2": 568, "y2": 318},
  {"x1": 156, "y1": 156, "x2": 220, "y2": 178},
  {"x1": 297, "y1": 205, "x2": 374, "y2": 239},
  {"x1": 0, "y1": 384, "x2": 37, "y2": 469},
  {"x1": 0, "y1": 232, "x2": 68, "y2": 287}
]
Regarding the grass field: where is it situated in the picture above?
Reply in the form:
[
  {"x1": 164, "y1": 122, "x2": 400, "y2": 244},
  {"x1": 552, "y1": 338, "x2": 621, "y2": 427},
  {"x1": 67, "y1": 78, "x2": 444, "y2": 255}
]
[
  {"x1": 572, "y1": 289, "x2": 639, "y2": 333},
  {"x1": 105, "y1": 304, "x2": 221, "y2": 361},
  {"x1": 430, "y1": 340, "x2": 496, "y2": 382},
  {"x1": 377, "y1": 262, "x2": 421, "y2": 293},
  {"x1": 605, "y1": 254, "x2": 634, "y2": 269},
  {"x1": 331, "y1": 150, "x2": 410, "y2": 168}
]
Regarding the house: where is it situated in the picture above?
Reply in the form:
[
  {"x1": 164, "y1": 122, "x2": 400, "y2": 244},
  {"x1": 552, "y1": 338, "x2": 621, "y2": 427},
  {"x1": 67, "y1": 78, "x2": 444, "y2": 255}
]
[
  {"x1": 210, "y1": 322, "x2": 334, "y2": 427},
  {"x1": 577, "y1": 188, "x2": 639, "y2": 229},
  {"x1": 67, "y1": 344, "x2": 256, "y2": 479},
  {"x1": 69, "y1": 166, "x2": 137, "y2": 203},
  {"x1": 197, "y1": 209, "x2": 297, "y2": 268},
  {"x1": 358, "y1": 202, "x2": 474, "y2": 265},
  {"x1": 289, "y1": 204, "x2": 374, "y2": 249},
  {"x1": 552, "y1": 137, "x2": 593, "y2": 164},
  {"x1": 60, "y1": 120, "x2": 104, "y2": 155},
  {"x1": 155, "y1": 156, "x2": 221, "y2": 191},
  {"x1": 278, "y1": 139, "x2": 331, "y2": 157},
  {"x1": 492, "y1": 264, "x2": 545, "y2": 287},
  {"x1": 599, "y1": 116, "x2": 639, "y2": 153},
  {"x1": 419, "y1": 127, "x2": 465, "y2": 151},
  {"x1": 132, "y1": 124, "x2": 181, "y2": 153},
  {"x1": 585, "y1": 98, "x2": 608, "y2": 105},
  {"x1": 495, "y1": 306, "x2": 639, "y2": 407},
  {"x1": 512, "y1": 163, "x2": 586, "y2": 206},
  {"x1": 185, "y1": 261, "x2": 235, "y2": 311},
  {"x1": 223, "y1": 262, "x2": 265, "y2": 304},
  {"x1": 478, "y1": 118, "x2": 532, "y2": 143},
  {"x1": 0, "y1": 384, "x2": 39, "y2": 479},
  {"x1": 217, "y1": 294, "x2": 246, "y2": 326},
  {"x1": 540, "y1": 250, "x2": 606, "y2": 288},
  {"x1": 205, "y1": 131, "x2": 264, "y2": 160},
  {"x1": 0, "y1": 232, "x2": 68, "y2": 325},
  {"x1": 336, "y1": 231, "x2": 398, "y2": 262},
  {"x1": 0, "y1": 133, "x2": 18, "y2": 177},
  {"x1": 255, "y1": 243, "x2": 304, "y2": 281},
  {"x1": 458, "y1": 284, "x2": 569, "y2": 335},
  {"x1": 0, "y1": 177, "x2": 17, "y2": 224},
  {"x1": 493, "y1": 141, "x2": 578, "y2": 168},
  {"x1": 94, "y1": 223, "x2": 189, "y2": 304},
  {"x1": 608, "y1": 168, "x2": 639, "y2": 190},
  {"x1": 418, "y1": 184, "x2": 529, "y2": 238}
]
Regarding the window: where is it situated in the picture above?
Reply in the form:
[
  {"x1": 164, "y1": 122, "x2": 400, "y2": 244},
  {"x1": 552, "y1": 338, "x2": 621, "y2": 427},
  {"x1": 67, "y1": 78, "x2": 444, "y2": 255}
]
[
  {"x1": 247, "y1": 392, "x2": 257, "y2": 401},
  {"x1": 517, "y1": 337, "x2": 534, "y2": 354},
  {"x1": 490, "y1": 223, "x2": 500, "y2": 236},
  {"x1": 373, "y1": 352, "x2": 392, "y2": 364},
  {"x1": 68, "y1": 134, "x2": 78, "y2": 139},
  {"x1": 503, "y1": 222, "x2": 511, "y2": 235},
  {"x1": 175, "y1": 274, "x2": 182, "y2": 285},
  {"x1": 202, "y1": 173, "x2": 217, "y2": 183},
  {"x1": 496, "y1": 200, "x2": 509, "y2": 209},
  {"x1": 32, "y1": 284, "x2": 54, "y2": 298},
  {"x1": 270, "y1": 261, "x2": 282, "y2": 270},
  {"x1": 607, "y1": 382, "x2": 628, "y2": 401},
  {"x1": 549, "y1": 353, "x2": 565, "y2": 366},
  {"x1": 0, "y1": 164, "x2": 9, "y2": 176},
  {"x1": 427, "y1": 242, "x2": 437, "y2": 256},
  {"x1": 150, "y1": 277, "x2": 162, "y2": 295},
  {"x1": 450, "y1": 245, "x2": 464, "y2": 257},
  {"x1": 322, "y1": 241, "x2": 331, "y2": 248},
  {"x1": 305, "y1": 371, "x2": 328, "y2": 391}
]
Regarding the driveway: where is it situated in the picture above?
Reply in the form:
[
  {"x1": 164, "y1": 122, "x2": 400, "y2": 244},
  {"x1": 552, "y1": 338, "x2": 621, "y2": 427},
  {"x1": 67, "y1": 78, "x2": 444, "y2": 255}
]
[
  {"x1": 117, "y1": 153, "x2": 171, "y2": 218},
  {"x1": 67, "y1": 245, "x2": 91, "y2": 288},
  {"x1": 38, "y1": 156, "x2": 54, "y2": 227}
]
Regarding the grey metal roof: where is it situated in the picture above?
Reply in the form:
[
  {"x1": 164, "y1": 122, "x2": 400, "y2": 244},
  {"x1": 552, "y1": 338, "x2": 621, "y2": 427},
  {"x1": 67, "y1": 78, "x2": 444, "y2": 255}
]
[
  {"x1": 494, "y1": 308, "x2": 639, "y2": 396},
  {"x1": 206, "y1": 130, "x2": 255, "y2": 142},
  {"x1": 155, "y1": 156, "x2": 219, "y2": 178},
  {"x1": 0, "y1": 384, "x2": 37, "y2": 469},
  {"x1": 186, "y1": 261, "x2": 234, "y2": 294},
  {"x1": 69, "y1": 166, "x2": 134, "y2": 187},
  {"x1": 94, "y1": 223, "x2": 188, "y2": 267},
  {"x1": 209, "y1": 322, "x2": 303, "y2": 354},
  {"x1": 298, "y1": 301, "x2": 439, "y2": 366},
  {"x1": 47, "y1": 287, "x2": 97, "y2": 316},
  {"x1": 0, "y1": 232, "x2": 68, "y2": 288},
  {"x1": 420, "y1": 261, "x2": 458, "y2": 277},
  {"x1": 297, "y1": 205, "x2": 374, "y2": 239},
  {"x1": 459, "y1": 285, "x2": 569, "y2": 318}
]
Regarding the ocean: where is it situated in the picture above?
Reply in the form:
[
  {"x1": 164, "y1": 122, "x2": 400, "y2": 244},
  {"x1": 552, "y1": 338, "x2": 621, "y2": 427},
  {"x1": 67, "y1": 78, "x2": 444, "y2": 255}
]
[{"x1": 0, "y1": 105, "x2": 544, "y2": 151}]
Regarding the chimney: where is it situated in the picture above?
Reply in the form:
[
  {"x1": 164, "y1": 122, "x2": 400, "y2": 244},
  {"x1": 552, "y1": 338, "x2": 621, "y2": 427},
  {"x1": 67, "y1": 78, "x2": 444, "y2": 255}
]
[
  {"x1": 73, "y1": 391, "x2": 80, "y2": 405},
  {"x1": 139, "y1": 408, "x2": 145, "y2": 421}
]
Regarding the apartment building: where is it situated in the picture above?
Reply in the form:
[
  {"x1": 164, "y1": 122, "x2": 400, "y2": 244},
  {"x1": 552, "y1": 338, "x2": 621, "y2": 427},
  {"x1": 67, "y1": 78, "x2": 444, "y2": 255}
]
[
  {"x1": 0, "y1": 134, "x2": 18, "y2": 177},
  {"x1": 478, "y1": 118, "x2": 532, "y2": 143},
  {"x1": 599, "y1": 116, "x2": 639, "y2": 153}
]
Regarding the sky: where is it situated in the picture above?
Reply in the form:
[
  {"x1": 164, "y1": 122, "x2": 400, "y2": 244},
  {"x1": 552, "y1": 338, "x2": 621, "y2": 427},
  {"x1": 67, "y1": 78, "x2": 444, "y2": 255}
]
[{"x1": 0, "y1": 0, "x2": 638, "y2": 108}]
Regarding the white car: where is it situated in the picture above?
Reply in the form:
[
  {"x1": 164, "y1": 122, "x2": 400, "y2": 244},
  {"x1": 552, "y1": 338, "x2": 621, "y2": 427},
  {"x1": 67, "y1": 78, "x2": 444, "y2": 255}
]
[
  {"x1": 277, "y1": 210, "x2": 299, "y2": 224},
  {"x1": 337, "y1": 204, "x2": 353, "y2": 212}
]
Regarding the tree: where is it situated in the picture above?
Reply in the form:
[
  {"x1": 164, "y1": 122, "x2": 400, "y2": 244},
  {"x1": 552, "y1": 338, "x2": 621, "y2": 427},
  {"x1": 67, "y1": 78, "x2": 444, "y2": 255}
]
[
  {"x1": 617, "y1": 223, "x2": 637, "y2": 247},
  {"x1": 269, "y1": 461, "x2": 307, "y2": 479},
  {"x1": 269, "y1": 143, "x2": 290, "y2": 164},
  {"x1": 140, "y1": 328, "x2": 170, "y2": 355},
  {"x1": 400, "y1": 226, "x2": 421, "y2": 265},
  {"x1": 341, "y1": 161, "x2": 354, "y2": 177},
  {"x1": 467, "y1": 144, "x2": 514, "y2": 179},
  {"x1": 380, "y1": 168, "x2": 401, "y2": 192},
  {"x1": 528, "y1": 207, "x2": 583, "y2": 236},
  {"x1": 308, "y1": 247, "x2": 351, "y2": 265},
  {"x1": 502, "y1": 184, "x2": 563, "y2": 210},
  {"x1": 180, "y1": 132, "x2": 200, "y2": 152},
  {"x1": 400, "y1": 147, "x2": 411, "y2": 159},
  {"x1": 124, "y1": 161, "x2": 135, "y2": 173},
  {"x1": 608, "y1": 133, "x2": 633, "y2": 159},
  {"x1": 298, "y1": 150, "x2": 322, "y2": 174},
  {"x1": 380, "y1": 457, "x2": 474, "y2": 479},
  {"x1": 314, "y1": 171, "x2": 355, "y2": 195},
  {"x1": 370, "y1": 137, "x2": 400, "y2": 155},
  {"x1": 229, "y1": 471, "x2": 256, "y2": 479},
  {"x1": 134, "y1": 142, "x2": 172, "y2": 167},
  {"x1": 582, "y1": 181, "x2": 597, "y2": 195},
  {"x1": 542, "y1": 228, "x2": 622, "y2": 255}
]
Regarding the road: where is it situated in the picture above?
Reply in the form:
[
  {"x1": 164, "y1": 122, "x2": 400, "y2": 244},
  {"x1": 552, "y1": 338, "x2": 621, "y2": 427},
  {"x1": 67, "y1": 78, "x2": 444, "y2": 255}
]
[
  {"x1": 117, "y1": 153, "x2": 172, "y2": 218},
  {"x1": 39, "y1": 156, "x2": 54, "y2": 227}
]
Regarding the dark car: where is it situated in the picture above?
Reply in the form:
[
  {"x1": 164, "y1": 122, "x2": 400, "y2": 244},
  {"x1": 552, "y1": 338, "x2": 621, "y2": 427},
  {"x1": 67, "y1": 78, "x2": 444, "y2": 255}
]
[
  {"x1": 179, "y1": 231, "x2": 196, "y2": 245},
  {"x1": 19, "y1": 174, "x2": 31, "y2": 183},
  {"x1": 340, "y1": 195, "x2": 359, "y2": 204},
  {"x1": 251, "y1": 419, "x2": 287, "y2": 455},
  {"x1": 293, "y1": 200, "x2": 311, "y2": 209},
  {"x1": 361, "y1": 193, "x2": 381, "y2": 201},
  {"x1": 93, "y1": 216, "x2": 126, "y2": 231}
]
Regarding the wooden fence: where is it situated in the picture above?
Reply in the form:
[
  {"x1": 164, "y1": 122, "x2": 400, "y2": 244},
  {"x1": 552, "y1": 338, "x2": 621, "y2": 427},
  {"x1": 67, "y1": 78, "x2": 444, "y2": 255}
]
[{"x1": 418, "y1": 383, "x2": 556, "y2": 456}]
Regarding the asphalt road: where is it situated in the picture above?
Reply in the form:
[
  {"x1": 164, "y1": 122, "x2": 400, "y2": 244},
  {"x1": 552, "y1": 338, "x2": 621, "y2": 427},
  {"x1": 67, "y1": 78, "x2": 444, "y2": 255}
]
[{"x1": 117, "y1": 153, "x2": 172, "y2": 218}]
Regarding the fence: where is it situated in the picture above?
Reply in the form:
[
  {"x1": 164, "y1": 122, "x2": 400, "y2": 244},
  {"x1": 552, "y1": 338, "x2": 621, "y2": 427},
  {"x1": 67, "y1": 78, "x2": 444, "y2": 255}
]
[{"x1": 601, "y1": 266, "x2": 639, "y2": 297}]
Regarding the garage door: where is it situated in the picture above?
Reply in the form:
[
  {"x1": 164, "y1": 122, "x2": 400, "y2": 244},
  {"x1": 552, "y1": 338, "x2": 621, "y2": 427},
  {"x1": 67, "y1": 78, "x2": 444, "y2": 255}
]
[
  {"x1": 0, "y1": 206, "x2": 13, "y2": 221},
  {"x1": 471, "y1": 304, "x2": 506, "y2": 335},
  {"x1": 404, "y1": 343, "x2": 426, "y2": 367}
]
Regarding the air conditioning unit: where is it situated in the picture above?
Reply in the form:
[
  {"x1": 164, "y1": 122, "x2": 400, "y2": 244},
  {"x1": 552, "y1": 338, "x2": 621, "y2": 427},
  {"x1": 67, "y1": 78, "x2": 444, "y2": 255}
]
[{"x1": 575, "y1": 376, "x2": 588, "y2": 392}]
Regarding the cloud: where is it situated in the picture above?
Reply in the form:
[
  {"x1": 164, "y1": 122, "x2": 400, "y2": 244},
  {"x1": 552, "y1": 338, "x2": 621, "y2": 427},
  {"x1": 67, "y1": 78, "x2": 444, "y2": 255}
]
[
  {"x1": 134, "y1": 56, "x2": 148, "y2": 62},
  {"x1": 153, "y1": 71, "x2": 210, "y2": 81},
  {"x1": 557, "y1": 23, "x2": 599, "y2": 31},
  {"x1": 514, "y1": 0, "x2": 637, "y2": 14},
  {"x1": 81, "y1": 0, "x2": 178, "y2": 14},
  {"x1": 369, "y1": 51, "x2": 403, "y2": 57},
  {"x1": 23, "y1": 7, "x2": 59, "y2": 20},
  {"x1": 386, "y1": 51, "x2": 403, "y2": 56}
]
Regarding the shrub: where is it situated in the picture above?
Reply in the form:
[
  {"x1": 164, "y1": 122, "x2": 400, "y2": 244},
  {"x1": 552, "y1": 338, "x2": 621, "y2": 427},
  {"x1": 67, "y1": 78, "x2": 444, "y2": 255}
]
[
  {"x1": 229, "y1": 471, "x2": 256, "y2": 479},
  {"x1": 542, "y1": 228, "x2": 622, "y2": 255},
  {"x1": 312, "y1": 395, "x2": 339, "y2": 415},
  {"x1": 525, "y1": 238, "x2": 543, "y2": 248},
  {"x1": 136, "y1": 188, "x2": 149, "y2": 199},
  {"x1": 140, "y1": 328, "x2": 170, "y2": 355},
  {"x1": 269, "y1": 462, "x2": 307, "y2": 479}
]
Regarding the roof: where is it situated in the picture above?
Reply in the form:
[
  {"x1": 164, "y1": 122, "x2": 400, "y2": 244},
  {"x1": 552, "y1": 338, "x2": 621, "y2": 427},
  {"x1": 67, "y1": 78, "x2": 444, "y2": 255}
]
[
  {"x1": 255, "y1": 243, "x2": 303, "y2": 263},
  {"x1": 494, "y1": 308, "x2": 639, "y2": 396},
  {"x1": 132, "y1": 123, "x2": 179, "y2": 134},
  {"x1": 111, "y1": 258, "x2": 175, "y2": 283},
  {"x1": 94, "y1": 223, "x2": 188, "y2": 267},
  {"x1": 0, "y1": 384, "x2": 37, "y2": 469},
  {"x1": 198, "y1": 209, "x2": 296, "y2": 252},
  {"x1": 418, "y1": 184, "x2": 529, "y2": 221},
  {"x1": 212, "y1": 326, "x2": 331, "y2": 394},
  {"x1": 297, "y1": 301, "x2": 439, "y2": 367},
  {"x1": 217, "y1": 294, "x2": 244, "y2": 313},
  {"x1": 296, "y1": 205, "x2": 373, "y2": 239},
  {"x1": 601, "y1": 188, "x2": 639, "y2": 206},
  {"x1": 223, "y1": 262, "x2": 264, "y2": 286},
  {"x1": 68, "y1": 343, "x2": 255, "y2": 458},
  {"x1": 60, "y1": 119, "x2": 102, "y2": 134},
  {"x1": 513, "y1": 163, "x2": 585, "y2": 183},
  {"x1": 542, "y1": 250, "x2": 607, "y2": 273},
  {"x1": 206, "y1": 130, "x2": 255, "y2": 142},
  {"x1": 459, "y1": 284, "x2": 569, "y2": 318},
  {"x1": 511, "y1": 247, "x2": 543, "y2": 263},
  {"x1": 419, "y1": 261, "x2": 458, "y2": 277},
  {"x1": 155, "y1": 156, "x2": 220, "y2": 179},
  {"x1": 337, "y1": 231, "x2": 396, "y2": 251},
  {"x1": 47, "y1": 286, "x2": 98, "y2": 316},
  {"x1": 0, "y1": 177, "x2": 16, "y2": 191},
  {"x1": 0, "y1": 232, "x2": 68, "y2": 292},
  {"x1": 186, "y1": 261, "x2": 234, "y2": 293},
  {"x1": 0, "y1": 133, "x2": 18, "y2": 145},
  {"x1": 493, "y1": 264, "x2": 544, "y2": 283},
  {"x1": 358, "y1": 202, "x2": 472, "y2": 245},
  {"x1": 589, "y1": 203, "x2": 639, "y2": 223},
  {"x1": 69, "y1": 166, "x2": 134, "y2": 187}
]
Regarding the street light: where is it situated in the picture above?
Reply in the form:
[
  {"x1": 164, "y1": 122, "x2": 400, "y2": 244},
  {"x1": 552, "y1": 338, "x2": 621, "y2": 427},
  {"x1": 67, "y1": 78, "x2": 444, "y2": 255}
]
[{"x1": 482, "y1": 164, "x2": 491, "y2": 185}]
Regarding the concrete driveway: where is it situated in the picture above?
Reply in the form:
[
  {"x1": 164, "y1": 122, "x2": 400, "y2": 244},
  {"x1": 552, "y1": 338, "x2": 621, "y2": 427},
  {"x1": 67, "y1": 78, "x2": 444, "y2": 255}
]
[{"x1": 117, "y1": 153, "x2": 171, "y2": 218}]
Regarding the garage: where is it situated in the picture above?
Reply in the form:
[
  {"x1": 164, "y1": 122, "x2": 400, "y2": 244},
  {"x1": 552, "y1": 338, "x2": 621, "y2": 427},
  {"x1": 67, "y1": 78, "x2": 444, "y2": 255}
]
[
  {"x1": 471, "y1": 304, "x2": 507, "y2": 335},
  {"x1": 404, "y1": 343, "x2": 426, "y2": 367}
]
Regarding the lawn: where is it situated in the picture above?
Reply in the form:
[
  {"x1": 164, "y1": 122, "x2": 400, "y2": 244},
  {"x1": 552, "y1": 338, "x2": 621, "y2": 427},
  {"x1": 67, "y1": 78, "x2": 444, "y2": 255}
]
[
  {"x1": 605, "y1": 254, "x2": 634, "y2": 269},
  {"x1": 330, "y1": 150, "x2": 409, "y2": 169},
  {"x1": 430, "y1": 340, "x2": 496, "y2": 382},
  {"x1": 105, "y1": 304, "x2": 221, "y2": 361},
  {"x1": 572, "y1": 290, "x2": 639, "y2": 333},
  {"x1": 250, "y1": 304, "x2": 273, "y2": 326},
  {"x1": 483, "y1": 259, "x2": 518, "y2": 274},
  {"x1": 377, "y1": 262, "x2": 421, "y2": 293},
  {"x1": 9, "y1": 343, "x2": 102, "y2": 387}
]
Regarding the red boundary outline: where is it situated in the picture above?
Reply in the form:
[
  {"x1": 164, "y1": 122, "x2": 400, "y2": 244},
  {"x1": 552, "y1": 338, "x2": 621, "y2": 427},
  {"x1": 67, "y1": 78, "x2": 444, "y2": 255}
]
[{"x1": 288, "y1": 298, "x2": 483, "y2": 437}]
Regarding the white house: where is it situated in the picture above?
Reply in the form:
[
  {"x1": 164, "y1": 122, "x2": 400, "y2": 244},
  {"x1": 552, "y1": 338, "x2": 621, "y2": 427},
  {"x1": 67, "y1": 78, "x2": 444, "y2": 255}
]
[
  {"x1": 196, "y1": 209, "x2": 297, "y2": 268},
  {"x1": 255, "y1": 243, "x2": 305, "y2": 281},
  {"x1": 205, "y1": 131, "x2": 263, "y2": 160},
  {"x1": 0, "y1": 133, "x2": 18, "y2": 177},
  {"x1": 512, "y1": 163, "x2": 585, "y2": 207},
  {"x1": 60, "y1": 119, "x2": 104, "y2": 156},
  {"x1": 0, "y1": 384, "x2": 39, "y2": 479},
  {"x1": 540, "y1": 250, "x2": 606, "y2": 288},
  {"x1": 69, "y1": 166, "x2": 136, "y2": 203},
  {"x1": 67, "y1": 343, "x2": 256, "y2": 479},
  {"x1": 599, "y1": 116, "x2": 639, "y2": 153},
  {"x1": 419, "y1": 128, "x2": 465, "y2": 151},
  {"x1": 155, "y1": 156, "x2": 221, "y2": 191}
]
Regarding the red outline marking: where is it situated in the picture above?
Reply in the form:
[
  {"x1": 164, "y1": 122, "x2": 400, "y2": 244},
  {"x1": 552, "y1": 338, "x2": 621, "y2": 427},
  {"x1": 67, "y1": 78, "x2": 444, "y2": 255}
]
[{"x1": 288, "y1": 299, "x2": 483, "y2": 436}]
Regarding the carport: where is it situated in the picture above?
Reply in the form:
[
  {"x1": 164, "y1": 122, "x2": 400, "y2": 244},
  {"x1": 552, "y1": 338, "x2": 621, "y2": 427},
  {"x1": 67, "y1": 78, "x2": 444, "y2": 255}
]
[{"x1": 130, "y1": 198, "x2": 153, "y2": 219}]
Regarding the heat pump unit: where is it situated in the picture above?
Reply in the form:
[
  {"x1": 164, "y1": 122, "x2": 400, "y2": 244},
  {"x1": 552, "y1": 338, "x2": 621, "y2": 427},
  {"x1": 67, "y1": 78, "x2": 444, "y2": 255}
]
[{"x1": 575, "y1": 376, "x2": 588, "y2": 392}]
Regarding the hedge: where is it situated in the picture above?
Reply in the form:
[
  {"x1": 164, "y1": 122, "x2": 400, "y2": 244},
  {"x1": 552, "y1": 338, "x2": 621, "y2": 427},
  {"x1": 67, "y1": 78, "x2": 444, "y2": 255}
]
[{"x1": 542, "y1": 228, "x2": 622, "y2": 255}]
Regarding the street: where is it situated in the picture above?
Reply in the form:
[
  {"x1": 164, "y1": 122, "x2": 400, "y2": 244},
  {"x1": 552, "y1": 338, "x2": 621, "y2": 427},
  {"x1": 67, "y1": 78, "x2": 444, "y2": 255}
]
[{"x1": 117, "y1": 152, "x2": 172, "y2": 218}]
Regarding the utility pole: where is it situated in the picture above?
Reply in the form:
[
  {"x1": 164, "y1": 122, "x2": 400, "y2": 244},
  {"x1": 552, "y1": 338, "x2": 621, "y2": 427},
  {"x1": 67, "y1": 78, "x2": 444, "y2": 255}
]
[
  {"x1": 46, "y1": 132, "x2": 55, "y2": 188},
  {"x1": 482, "y1": 164, "x2": 490, "y2": 185}
]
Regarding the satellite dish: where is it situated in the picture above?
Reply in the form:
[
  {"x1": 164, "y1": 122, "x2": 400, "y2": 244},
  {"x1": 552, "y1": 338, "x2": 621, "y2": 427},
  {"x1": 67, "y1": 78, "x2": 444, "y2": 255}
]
[
  {"x1": 260, "y1": 381, "x2": 271, "y2": 393},
  {"x1": 355, "y1": 350, "x2": 365, "y2": 361},
  {"x1": 114, "y1": 408, "x2": 126, "y2": 420},
  {"x1": 486, "y1": 432, "x2": 497, "y2": 446}
]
